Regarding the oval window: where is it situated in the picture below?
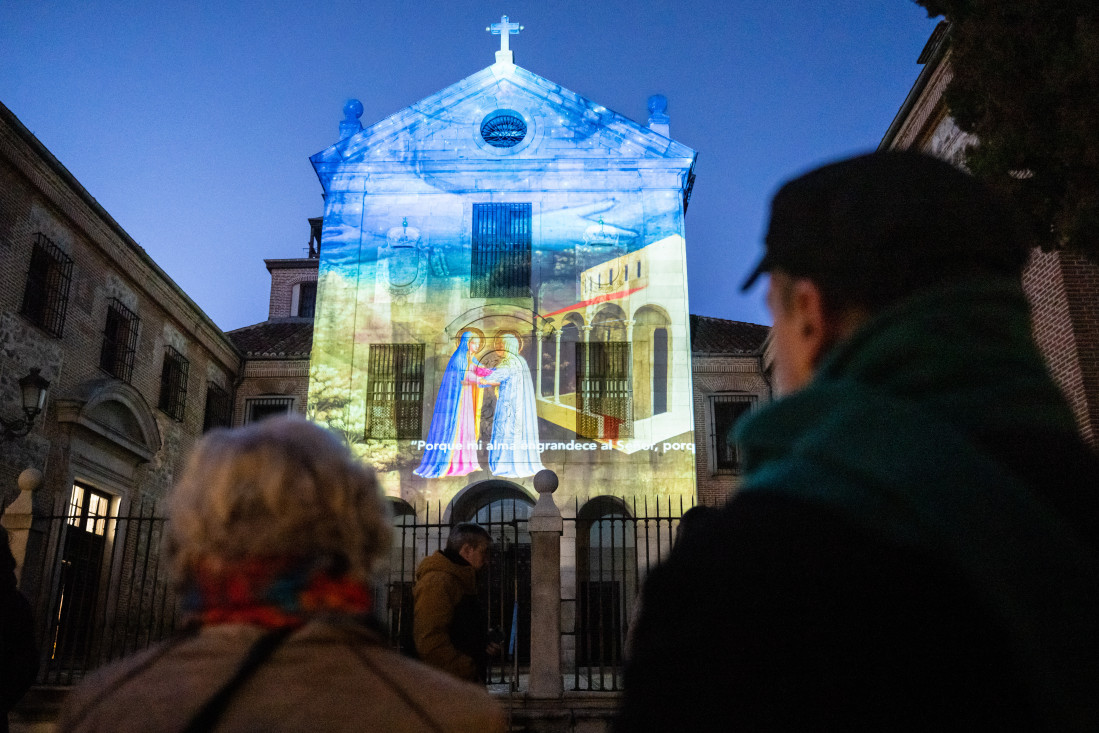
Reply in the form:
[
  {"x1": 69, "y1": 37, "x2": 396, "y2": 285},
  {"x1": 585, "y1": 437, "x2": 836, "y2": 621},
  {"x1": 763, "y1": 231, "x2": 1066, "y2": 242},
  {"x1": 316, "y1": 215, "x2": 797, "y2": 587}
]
[{"x1": 480, "y1": 111, "x2": 527, "y2": 148}]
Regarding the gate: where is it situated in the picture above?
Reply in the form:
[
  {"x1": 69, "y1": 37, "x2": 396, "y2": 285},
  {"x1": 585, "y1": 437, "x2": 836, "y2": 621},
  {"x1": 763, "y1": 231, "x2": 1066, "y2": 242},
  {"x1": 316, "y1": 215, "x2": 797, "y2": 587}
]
[{"x1": 21, "y1": 494, "x2": 178, "y2": 685}]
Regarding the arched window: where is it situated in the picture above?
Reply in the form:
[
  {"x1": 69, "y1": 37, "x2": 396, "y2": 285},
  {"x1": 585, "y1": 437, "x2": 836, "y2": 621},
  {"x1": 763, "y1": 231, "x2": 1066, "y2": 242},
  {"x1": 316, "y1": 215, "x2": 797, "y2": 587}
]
[
  {"x1": 452, "y1": 481, "x2": 535, "y2": 674},
  {"x1": 575, "y1": 497, "x2": 636, "y2": 670},
  {"x1": 385, "y1": 498, "x2": 418, "y2": 656},
  {"x1": 632, "y1": 306, "x2": 672, "y2": 420}
]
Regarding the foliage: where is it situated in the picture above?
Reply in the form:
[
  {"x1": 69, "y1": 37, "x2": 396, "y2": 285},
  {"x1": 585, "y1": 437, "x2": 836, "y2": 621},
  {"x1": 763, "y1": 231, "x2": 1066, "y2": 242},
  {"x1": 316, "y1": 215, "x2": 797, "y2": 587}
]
[{"x1": 914, "y1": 1, "x2": 1099, "y2": 258}]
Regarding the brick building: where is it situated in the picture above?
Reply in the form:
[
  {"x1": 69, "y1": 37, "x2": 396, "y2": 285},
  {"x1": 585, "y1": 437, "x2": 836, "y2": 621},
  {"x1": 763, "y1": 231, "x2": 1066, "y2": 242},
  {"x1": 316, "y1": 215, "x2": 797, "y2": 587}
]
[
  {"x1": 0, "y1": 99, "x2": 241, "y2": 681},
  {"x1": 690, "y1": 315, "x2": 771, "y2": 506},
  {"x1": 225, "y1": 222, "x2": 318, "y2": 427},
  {"x1": 880, "y1": 22, "x2": 1099, "y2": 447},
  {"x1": 0, "y1": 98, "x2": 241, "y2": 517}
]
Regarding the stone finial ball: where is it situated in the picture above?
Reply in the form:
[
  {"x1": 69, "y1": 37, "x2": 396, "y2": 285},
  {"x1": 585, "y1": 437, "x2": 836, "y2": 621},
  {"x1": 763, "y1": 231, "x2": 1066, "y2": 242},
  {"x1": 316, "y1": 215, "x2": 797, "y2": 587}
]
[
  {"x1": 533, "y1": 469, "x2": 559, "y2": 494},
  {"x1": 18, "y1": 468, "x2": 43, "y2": 493},
  {"x1": 343, "y1": 98, "x2": 364, "y2": 121},
  {"x1": 647, "y1": 94, "x2": 668, "y2": 116}
]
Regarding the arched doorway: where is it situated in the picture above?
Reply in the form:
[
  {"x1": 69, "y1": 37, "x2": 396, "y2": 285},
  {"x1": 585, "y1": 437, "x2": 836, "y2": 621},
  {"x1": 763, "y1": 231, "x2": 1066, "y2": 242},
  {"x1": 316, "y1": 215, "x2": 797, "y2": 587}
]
[
  {"x1": 575, "y1": 496, "x2": 637, "y2": 670},
  {"x1": 453, "y1": 480, "x2": 535, "y2": 674},
  {"x1": 384, "y1": 498, "x2": 418, "y2": 656}
]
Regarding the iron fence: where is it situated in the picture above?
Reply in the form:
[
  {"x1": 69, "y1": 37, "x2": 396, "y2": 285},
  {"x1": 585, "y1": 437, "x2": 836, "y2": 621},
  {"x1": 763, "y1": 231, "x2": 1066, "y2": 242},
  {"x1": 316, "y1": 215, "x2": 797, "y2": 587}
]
[
  {"x1": 22, "y1": 495, "x2": 178, "y2": 685},
  {"x1": 564, "y1": 495, "x2": 689, "y2": 691},
  {"x1": 18, "y1": 489, "x2": 691, "y2": 693}
]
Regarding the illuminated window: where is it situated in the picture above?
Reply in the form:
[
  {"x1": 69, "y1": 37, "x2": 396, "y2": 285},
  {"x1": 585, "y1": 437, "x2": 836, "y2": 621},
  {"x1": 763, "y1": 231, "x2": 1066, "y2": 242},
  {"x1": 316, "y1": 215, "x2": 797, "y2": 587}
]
[
  {"x1": 578, "y1": 341, "x2": 632, "y2": 439},
  {"x1": 245, "y1": 396, "x2": 294, "y2": 423},
  {"x1": 99, "y1": 299, "x2": 140, "y2": 382},
  {"x1": 157, "y1": 346, "x2": 189, "y2": 421},
  {"x1": 20, "y1": 233, "x2": 73, "y2": 337},
  {"x1": 365, "y1": 344, "x2": 424, "y2": 439},
  {"x1": 67, "y1": 484, "x2": 111, "y2": 536},
  {"x1": 471, "y1": 203, "x2": 531, "y2": 298},
  {"x1": 202, "y1": 383, "x2": 232, "y2": 432},
  {"x1": 710, "y1": 394, "x2": 755, "y2": 473}
]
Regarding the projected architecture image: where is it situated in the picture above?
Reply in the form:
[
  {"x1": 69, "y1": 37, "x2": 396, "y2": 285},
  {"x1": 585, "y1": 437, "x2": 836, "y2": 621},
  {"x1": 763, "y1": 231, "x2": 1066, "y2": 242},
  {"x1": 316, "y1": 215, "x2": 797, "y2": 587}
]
[{"x1": 306, "y1": 36, "x2": 697, "y2": 512}]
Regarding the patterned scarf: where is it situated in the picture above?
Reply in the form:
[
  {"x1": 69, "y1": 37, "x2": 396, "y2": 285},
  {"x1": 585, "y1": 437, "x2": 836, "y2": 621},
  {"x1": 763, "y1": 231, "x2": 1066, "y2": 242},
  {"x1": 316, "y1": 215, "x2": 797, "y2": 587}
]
[{"x1": 182, "y1": 556, "x2": 372, "y2": 629}]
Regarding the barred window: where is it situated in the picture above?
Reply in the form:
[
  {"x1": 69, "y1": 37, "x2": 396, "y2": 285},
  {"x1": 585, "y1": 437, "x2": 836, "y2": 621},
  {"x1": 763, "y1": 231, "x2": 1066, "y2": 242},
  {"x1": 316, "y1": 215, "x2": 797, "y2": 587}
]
[
  {"x1": 20, "y1": 233, "x2": 73, "y2": 337},
  {"x1": 202, "y1": 383, "x2": 232, "y2": 432},
  {"x1": 365, "y1": 344, "x2": 424, "y2": 440},
  {"x1": 99, "y1": 299, "x2": 140, "y2": 382},
  {"x1": 710, "y1": 394, "x2": 755, "y2": 473},
  {"x1": 471, "y1": 203, "x2": 531, "y2": 298},
  {"x1": 156, "y1": 347, "x2": 189, "y2": 421},
  {"x1": 245, "y1": 396, "x2": 294, "y2": 423},
  {"x1": 577, "y1": 341, "x2": 632, "y2": 439}
]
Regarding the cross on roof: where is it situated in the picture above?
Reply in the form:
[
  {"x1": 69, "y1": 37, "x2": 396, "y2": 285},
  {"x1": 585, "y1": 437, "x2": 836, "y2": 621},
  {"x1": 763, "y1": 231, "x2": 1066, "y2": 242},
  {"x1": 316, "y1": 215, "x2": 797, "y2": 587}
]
[{"x1": 487, "y1": 15, "x2": 523, "y2": 55}]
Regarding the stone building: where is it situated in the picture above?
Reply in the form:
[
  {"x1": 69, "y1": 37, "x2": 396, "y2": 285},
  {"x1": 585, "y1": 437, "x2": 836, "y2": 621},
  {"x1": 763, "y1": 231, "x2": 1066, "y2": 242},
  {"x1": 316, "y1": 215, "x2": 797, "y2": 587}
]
[
  {"x1": 881, "y1": 21, "x2": 1099, "y2": 447},
  {"x1": 0, "y1": 99, "x2": 240, "y2": 679}
]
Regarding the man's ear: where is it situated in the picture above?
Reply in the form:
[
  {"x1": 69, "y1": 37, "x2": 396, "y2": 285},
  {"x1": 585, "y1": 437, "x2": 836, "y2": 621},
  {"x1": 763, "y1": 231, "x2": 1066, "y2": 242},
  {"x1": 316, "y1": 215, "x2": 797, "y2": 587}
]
[{"x1": 788, "y1": 278, "x2": 831, "y2": 367}]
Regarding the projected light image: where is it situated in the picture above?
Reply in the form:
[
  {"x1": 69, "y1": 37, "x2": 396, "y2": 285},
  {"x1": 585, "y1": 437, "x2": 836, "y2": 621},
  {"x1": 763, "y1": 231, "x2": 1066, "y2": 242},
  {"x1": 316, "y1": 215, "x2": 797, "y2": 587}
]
[{"x1": 306, "y1": 56, "x2": 697, "y2": 503}]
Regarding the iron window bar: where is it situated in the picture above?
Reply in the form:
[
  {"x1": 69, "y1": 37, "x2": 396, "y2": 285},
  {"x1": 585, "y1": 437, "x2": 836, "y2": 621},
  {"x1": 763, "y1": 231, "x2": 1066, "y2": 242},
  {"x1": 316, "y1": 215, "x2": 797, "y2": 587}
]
[{"x1": 20, "y1": 233, "x2": 74, "y2": 338}]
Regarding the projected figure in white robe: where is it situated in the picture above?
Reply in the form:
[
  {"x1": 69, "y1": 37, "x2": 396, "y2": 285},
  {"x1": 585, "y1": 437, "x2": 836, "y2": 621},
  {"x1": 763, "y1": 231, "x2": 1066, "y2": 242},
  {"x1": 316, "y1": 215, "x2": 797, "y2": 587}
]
[{"x1": 487, "y1": 334, "x2": 545, "y2": 477}]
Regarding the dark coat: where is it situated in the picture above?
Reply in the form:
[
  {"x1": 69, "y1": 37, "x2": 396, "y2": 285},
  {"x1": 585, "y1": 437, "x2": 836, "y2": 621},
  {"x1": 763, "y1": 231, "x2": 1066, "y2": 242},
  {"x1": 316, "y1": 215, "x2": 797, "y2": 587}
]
[
  {"x1": 619, "y1": 280, "x2": 1099, "y2": 732},
  {"x1": 1, "y1": 582, "x2": 37, "y2": 733}
]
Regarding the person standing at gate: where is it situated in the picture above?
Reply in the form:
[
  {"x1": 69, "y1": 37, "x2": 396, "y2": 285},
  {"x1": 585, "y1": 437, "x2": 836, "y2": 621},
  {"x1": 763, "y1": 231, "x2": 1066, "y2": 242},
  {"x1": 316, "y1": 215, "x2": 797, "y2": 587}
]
[
  {"x1": 59, "y1": 417, "x2": 505, "y2": 733},
  {"x1": 414, "y1": 523, "x2": 501, "y2": 682}
]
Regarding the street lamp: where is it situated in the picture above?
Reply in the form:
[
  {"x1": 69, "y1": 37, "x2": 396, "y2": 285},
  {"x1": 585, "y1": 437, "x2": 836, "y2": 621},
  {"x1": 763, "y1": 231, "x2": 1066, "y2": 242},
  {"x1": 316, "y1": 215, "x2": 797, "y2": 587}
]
[{"x1": 2, "y1": 368, "x2": 50, "y2": 440}]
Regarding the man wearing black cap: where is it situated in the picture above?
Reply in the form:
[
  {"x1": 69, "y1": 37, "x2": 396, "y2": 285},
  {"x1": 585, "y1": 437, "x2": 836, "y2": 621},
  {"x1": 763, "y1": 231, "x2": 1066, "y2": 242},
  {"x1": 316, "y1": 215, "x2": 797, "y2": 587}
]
[{"x1": 618, "y1": 151, "x2": 1099, "y2": 731}]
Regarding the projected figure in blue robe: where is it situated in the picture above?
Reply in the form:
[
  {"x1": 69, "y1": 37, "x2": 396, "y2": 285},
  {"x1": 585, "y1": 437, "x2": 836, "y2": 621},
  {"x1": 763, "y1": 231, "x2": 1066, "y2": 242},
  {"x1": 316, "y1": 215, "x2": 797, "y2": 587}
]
[
  {"x1": 488, "y1": 334, "x2": 545, "y2": 477},
  {"x1": 415, "y1": 332, "x2": 494, "y2": 478}
]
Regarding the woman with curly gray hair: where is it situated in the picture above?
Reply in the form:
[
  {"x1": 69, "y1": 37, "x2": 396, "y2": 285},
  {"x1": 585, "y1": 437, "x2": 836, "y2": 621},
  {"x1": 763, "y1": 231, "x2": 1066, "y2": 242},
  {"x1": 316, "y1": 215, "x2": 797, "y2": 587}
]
[{"x1": 59, "y1": 416, "x2": 504, "y2": 733}]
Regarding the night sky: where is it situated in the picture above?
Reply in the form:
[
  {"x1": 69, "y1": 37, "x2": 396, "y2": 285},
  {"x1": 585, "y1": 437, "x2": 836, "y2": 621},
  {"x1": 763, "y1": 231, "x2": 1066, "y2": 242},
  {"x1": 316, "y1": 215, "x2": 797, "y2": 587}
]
[{"x1": 0, "y1": 1, "x2": 940, "y2": 331}]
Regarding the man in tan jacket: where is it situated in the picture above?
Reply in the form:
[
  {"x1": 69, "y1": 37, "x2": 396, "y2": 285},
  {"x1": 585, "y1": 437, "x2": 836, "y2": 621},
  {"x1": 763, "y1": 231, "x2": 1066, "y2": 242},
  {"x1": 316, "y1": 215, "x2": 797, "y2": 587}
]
[{"x1": 413, "y1": 523, "x2": 500, "y2": 682}]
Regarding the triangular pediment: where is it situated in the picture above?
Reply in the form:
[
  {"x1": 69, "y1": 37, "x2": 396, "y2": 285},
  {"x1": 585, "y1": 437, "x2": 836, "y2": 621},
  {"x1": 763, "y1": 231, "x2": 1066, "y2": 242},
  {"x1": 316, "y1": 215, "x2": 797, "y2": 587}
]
[{"x1": 311, "y1": 62, "x2": 696, "y2": 168}]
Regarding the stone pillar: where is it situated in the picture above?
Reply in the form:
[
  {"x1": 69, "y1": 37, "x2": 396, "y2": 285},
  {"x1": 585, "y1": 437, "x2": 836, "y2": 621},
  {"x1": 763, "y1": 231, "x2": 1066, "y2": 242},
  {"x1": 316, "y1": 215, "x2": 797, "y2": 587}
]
[
  {"x1": 553, "y1": 330, "x2": 563, "y2": 404},
  {"x1": 2, "y1": 468, "x2": 42, "y2": 586},
  {"x1": 535, "y1": 327, "x2": 544, "y2": 399},
  {"x1": 528, "y1": 469, "x2": 563, "y2": 698}
]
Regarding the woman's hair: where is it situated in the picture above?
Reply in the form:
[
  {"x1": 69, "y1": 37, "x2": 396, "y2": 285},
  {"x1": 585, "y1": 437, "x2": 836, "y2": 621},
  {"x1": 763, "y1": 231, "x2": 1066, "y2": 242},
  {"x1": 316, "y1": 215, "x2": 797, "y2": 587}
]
[{"x1": 166, "y1": 416, "x2": 391, "y2": 589}]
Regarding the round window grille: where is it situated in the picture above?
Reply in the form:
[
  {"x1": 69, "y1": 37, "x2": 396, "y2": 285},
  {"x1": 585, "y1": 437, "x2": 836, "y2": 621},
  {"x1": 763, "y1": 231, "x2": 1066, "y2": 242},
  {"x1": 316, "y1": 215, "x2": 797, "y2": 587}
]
[{"x1": 480, "y1": 112, "x2": 527, "y2": 148}]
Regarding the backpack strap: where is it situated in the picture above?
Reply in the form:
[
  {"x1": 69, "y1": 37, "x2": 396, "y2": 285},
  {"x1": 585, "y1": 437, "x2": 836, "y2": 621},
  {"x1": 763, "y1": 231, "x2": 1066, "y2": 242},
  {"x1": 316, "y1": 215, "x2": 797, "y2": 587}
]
[{"x1": 180, "y1": 626, "x2": 295, "y2": 733}]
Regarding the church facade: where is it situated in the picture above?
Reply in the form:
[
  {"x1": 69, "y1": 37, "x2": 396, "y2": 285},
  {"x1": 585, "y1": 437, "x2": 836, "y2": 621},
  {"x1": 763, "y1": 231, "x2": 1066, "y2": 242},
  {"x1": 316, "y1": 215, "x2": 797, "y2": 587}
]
[{"x1": 306, "y1": 43, "x2": 700, "y2": 513}]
